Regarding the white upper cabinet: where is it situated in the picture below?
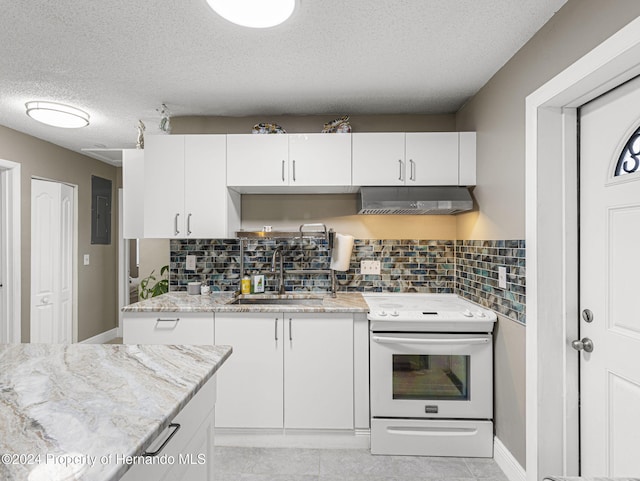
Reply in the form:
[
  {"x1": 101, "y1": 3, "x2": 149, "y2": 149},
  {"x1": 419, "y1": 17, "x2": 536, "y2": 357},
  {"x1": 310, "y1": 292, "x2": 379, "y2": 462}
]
[
  {"x1": 226, "y1": 134, "x2": 288, "y2": 187},
  {"x1": 352, "y1": 132, "x2": 475, "y2": 186},
  {"x1": 144, "y1": 135, "x2": 240, "y2": 239},
  {"x1": 144, "y1": 135, "x2": 185, "y2": 237},
  {"x1": 405, "y1": 132, "x2": 459, "y2": 185},
  {"x1": 122, "y1": 149, "x2": 144, "y2": 239},
  {"x1": 352, "y1": 132, "x2": 406, "y2": 186},
  {"x1": 288, "y1": 134, "x2": 351, "y2": 186},
  {"x1": 226, "y1": 133, "x2": 352, "y2": 192}
]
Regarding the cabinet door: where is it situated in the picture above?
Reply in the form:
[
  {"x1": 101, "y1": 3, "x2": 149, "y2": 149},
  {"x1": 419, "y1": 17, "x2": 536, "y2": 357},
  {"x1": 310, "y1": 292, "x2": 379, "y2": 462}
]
[
  {"x1": 288, "y1": 134, "x2": 351, "y2": 186},
  {"x1": 406, "y1": 132, "x2": 459, "y2": 185},
  {"x1": 122, "y1": 149, "x2": 144, "y2": 239},
  {"x1": 214, "y1": 313, "x2": 284, "y2": 428},
  {"x1": 458, "y1": 132, "x2": 476, "y2": 186},
  {"x1": 226, "y1": 134, "x2": 288, "y2": 187},
  {"x1": 119, "y1": 376, "x2": 216, "y2": 481},
  {"x1": 284, "y1": 314, "x2": 354, "y2": 429},
  {"x1": 123, "y1": 312, "x2": 214, "y2": 345},
  {"x1": 144, "y1": 135, "x2": 185, "y2": 238},
  {"x1": 184, "y1": 135, "x2": 227, "y2": 238},
  {"x1": 352, "y1": 133, "x2": 406, "y2": 186}
]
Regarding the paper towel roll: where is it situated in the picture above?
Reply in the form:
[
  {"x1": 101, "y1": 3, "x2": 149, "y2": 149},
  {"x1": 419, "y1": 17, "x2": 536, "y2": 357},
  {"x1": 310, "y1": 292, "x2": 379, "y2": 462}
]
[{"x1": 330, "y1": 233, "x2": 354, "y2": 271}]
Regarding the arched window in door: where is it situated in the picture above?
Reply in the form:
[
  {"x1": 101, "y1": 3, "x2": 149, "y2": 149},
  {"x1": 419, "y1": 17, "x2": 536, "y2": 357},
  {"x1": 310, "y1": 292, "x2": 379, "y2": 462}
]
[{"x1": 615, "y1": 125, "x2": 640, "y2": 176}]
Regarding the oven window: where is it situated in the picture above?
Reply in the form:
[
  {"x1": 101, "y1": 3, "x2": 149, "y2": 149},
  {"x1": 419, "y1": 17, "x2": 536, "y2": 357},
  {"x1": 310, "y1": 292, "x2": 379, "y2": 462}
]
[{"x1": 392, "y1": 355, "x2": 470, "y2": 401}]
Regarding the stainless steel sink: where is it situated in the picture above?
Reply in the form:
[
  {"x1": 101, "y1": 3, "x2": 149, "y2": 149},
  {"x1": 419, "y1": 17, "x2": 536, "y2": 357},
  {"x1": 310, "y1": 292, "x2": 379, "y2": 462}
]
[{"x1": 230, "y1": 296, "x2": 325, "y2": 306}]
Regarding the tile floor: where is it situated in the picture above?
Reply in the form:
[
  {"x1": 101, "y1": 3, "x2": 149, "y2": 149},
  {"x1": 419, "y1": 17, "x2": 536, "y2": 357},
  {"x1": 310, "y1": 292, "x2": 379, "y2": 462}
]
[{"x1": 213, "y1": 446, "x2": 509, "y2": 481}]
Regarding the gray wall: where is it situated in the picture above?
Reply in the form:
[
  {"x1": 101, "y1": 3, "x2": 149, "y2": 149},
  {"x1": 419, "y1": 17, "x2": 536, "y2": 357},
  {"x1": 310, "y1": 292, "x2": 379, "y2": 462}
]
[
  {"x1": 456, "y1": 0, "x2": 640, "y2": 467},
  {"x1": 0, "y1": 124, "x2": 120, "y2": 342},
  {"x1": 171, "y1": 113, "x2": 456, "y2": 135}
]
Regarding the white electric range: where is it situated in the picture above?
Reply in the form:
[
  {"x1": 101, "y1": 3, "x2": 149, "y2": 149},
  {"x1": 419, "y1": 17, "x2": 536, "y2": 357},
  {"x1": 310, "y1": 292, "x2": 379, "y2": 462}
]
[{"x1": 364, "y1": 293, "x2": 497, "y2": 458}]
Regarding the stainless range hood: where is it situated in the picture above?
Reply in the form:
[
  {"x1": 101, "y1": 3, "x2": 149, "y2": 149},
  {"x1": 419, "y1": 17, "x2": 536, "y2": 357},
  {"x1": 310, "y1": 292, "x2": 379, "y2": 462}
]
[{"x1": 358, "y1": 186, "x2": 474, "y2": 215}]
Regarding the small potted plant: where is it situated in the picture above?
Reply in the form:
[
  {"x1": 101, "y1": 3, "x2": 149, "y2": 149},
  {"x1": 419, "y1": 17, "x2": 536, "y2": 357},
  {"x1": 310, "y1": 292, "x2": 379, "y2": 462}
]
[{"x1": 138, "y1": 265, "x2": 169, "y2": 299}]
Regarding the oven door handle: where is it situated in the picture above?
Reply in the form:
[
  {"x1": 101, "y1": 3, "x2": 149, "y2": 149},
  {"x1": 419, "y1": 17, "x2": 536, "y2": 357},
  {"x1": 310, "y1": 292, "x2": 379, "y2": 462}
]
[{"x1": 371, "y1": 335, "x2": 490, "y2": 345}]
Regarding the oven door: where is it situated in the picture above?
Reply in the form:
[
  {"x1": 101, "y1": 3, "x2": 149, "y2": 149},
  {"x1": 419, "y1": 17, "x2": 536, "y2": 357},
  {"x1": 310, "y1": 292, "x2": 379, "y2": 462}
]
[{"x1": 370, "y1": 332, "x2": 492, "y2": 419}]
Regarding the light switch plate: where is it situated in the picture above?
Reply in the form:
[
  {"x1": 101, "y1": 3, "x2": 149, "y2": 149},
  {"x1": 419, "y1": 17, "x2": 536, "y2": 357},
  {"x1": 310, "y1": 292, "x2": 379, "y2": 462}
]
[
  {"x1": 498, "y1": 266, "x2": 507, "y2": 289},
  {"x1": 361, "y1": 260, "x2": 381, "y2": 275},
  {"x1": 186, "y1": 255, "x2": 197, "y2": 271},
  {"x1": 83, "y1": 254, "x2": 90, "y2": 266}
]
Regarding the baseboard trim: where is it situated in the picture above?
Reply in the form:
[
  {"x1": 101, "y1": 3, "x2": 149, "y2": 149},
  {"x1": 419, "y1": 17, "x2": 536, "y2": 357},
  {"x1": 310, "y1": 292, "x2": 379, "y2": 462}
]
[
  {"x1": 80, "y1": 328, "x2": 119, "y2": 344},
  {"x1": 494, "y1": 437, "x2": 526, "y2": 481}
]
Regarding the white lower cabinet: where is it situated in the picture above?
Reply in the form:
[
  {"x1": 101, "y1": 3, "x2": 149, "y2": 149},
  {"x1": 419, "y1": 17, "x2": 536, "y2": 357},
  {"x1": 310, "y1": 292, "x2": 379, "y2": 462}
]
[
  {"x1": 120, "y1": 376, "x2": 216, "y2": 481},
  {"x1": 214, "y1": 312, "x2": 284, "y2": 428},
  {"x1": 214, "y1": 312, "x2": 354, "y2": 430},
  {"x1": 122, "y1": 312, "x2": 214, "y2": 345},
  {"x1": 283, "y1": 313, "x2": 353, "y2": 429}
]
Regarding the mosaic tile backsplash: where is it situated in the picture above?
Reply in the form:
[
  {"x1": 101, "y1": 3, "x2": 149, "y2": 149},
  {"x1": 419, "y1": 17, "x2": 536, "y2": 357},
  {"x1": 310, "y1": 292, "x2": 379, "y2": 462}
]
[
  {"x1": 455, "y1": 240, "x2": 526, "y2": 324},
  {"x1": 170, "y1": 238, "x2": 526, "y2": 324}
]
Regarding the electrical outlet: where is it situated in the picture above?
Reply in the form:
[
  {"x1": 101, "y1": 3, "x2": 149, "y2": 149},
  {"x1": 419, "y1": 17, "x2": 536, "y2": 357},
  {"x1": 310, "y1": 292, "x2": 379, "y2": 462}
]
[
  {"x1": 498, "y1": 266, "x2": 507, "y2": 289},
  {"x1": 83, "y1": 254, "x2": 90, "y2": 266},
  {"x1": 361, "y1": 260, "x2": 381, "y2": 275},
  {"x1": 186, "y1": 255, "x2": 197, "y2": 271}
]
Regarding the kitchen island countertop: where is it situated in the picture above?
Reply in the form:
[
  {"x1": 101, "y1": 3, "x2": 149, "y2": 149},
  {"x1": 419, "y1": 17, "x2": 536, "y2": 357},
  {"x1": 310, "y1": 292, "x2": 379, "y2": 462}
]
[
  {"x1": 121, "y1": 291, "x2": 369, "y2": 313},
  {"x1": 0, "y1": 343, "x2": 231, "y2": 481}
]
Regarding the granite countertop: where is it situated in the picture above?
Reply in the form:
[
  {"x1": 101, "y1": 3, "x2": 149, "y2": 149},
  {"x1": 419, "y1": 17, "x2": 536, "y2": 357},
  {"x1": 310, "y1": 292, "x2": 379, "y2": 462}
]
[
  {"x1": 122, "y1": 291, "x2": 369, "y2": 313},
  {"x1": 0, "y1": 343, "x2": 232, "y2": 481}
]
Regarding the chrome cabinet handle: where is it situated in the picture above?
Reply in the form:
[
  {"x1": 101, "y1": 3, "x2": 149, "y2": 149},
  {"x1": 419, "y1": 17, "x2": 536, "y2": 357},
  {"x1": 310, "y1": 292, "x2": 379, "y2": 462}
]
[
  {"x1": 571, "y1": 337, "x2": 594, "y2": 353},
  {"x1": 282, "y1": 160, "x2": 286, "y2": 182},
  {"x1": 174, "y1": 213, "x2": 180, "y2": 236},
  {"x1": 398, "y1": 159, "x2": 403, "y2": 181},
  {"x1": 292, "y1": 160, "x2": 296, "y2": 182},
  {"x1": 372, "y1": 335, "x2": 489, "y2": 345},
  {"x1": 156, "y1": 318, "x2": 180, "y2": 330},
  {"x1": 386, "y1": 426, "x2": 477, "y2": 437},
  {"x1": 275, "y1": 318, "x2": 278, "y2": 341},
  {"x1": 289, "y1": 318, "x2": 293, "y2": 341},
  {"x1": 187, "y1": 213, "x2": 192, "y2": 236},
  {"x1": 409, "y1": 159, "x2": 415, "y2": 181},
  {"x1": 143, "y1": 423, "x2": 180, "y2": 457}
]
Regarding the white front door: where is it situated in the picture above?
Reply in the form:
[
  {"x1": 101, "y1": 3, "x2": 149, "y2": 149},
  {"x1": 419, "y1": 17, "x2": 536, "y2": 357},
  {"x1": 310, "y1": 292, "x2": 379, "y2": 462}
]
[
  {"x1": 579, "y1": 76, "x2": 640, "y2": 476},
  {"x1": 30, "y1": 179, "x2": 74, "y2": 343}
]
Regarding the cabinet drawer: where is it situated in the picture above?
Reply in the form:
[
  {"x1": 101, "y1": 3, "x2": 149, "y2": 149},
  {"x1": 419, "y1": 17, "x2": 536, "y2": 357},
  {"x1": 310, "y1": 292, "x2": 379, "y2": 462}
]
[
  {"x1": 371, "y1": 418, "x2": 493, "y2": 457},
  {"x1": 123, "y1": 313, "x2": 214, "y2": 345}
]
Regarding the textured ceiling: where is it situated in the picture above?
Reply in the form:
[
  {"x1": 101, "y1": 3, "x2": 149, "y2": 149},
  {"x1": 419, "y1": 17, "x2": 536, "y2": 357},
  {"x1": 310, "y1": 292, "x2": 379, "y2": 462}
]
[{"x1": 0, "y1": 0, "x2": 567, "y2": 165}]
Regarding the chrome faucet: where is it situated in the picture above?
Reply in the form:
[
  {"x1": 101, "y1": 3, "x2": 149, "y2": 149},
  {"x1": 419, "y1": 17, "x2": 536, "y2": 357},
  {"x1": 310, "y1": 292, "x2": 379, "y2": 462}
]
[{"x1": 271, "y1": 246, "x2": 286, "y2": 295}]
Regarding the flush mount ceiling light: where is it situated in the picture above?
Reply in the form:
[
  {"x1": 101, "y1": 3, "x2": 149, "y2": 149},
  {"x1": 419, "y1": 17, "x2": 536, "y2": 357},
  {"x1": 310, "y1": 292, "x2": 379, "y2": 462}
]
[
  {"x1": 206, "y1": 0, "x2": 296, "y2": 28},
  {"x1": 25, "y1": 101, "x2": 90, "y2": 128}
]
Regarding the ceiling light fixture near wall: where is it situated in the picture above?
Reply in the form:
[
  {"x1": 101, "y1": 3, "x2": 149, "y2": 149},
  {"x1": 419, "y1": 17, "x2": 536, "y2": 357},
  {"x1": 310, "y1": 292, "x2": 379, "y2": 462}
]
[
  {"x1": 25, "y1": 101, "x2": 90, "y2": 128},
  {"x1": 206, "y1": 0, "x2": 297, "y2": 28}
]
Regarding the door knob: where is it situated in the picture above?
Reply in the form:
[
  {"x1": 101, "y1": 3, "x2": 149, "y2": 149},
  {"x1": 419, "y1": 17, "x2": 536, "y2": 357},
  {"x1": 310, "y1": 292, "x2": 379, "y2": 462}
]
[{"x1": 571, "y1": 337, "x2": 594, "y2": 353}]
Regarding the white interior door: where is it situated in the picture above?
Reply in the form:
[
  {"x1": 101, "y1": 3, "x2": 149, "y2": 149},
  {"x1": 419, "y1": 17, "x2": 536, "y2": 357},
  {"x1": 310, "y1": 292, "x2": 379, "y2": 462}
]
[
  {"x1": 59, "y1": 183, "x2": 73, "y2": 341},
  {"x1": 579, "y1": 76, "x2": 640, "y2": 477},
  {"x1": 31, "y1": 179, "x2": 74, "y2": 343}
]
